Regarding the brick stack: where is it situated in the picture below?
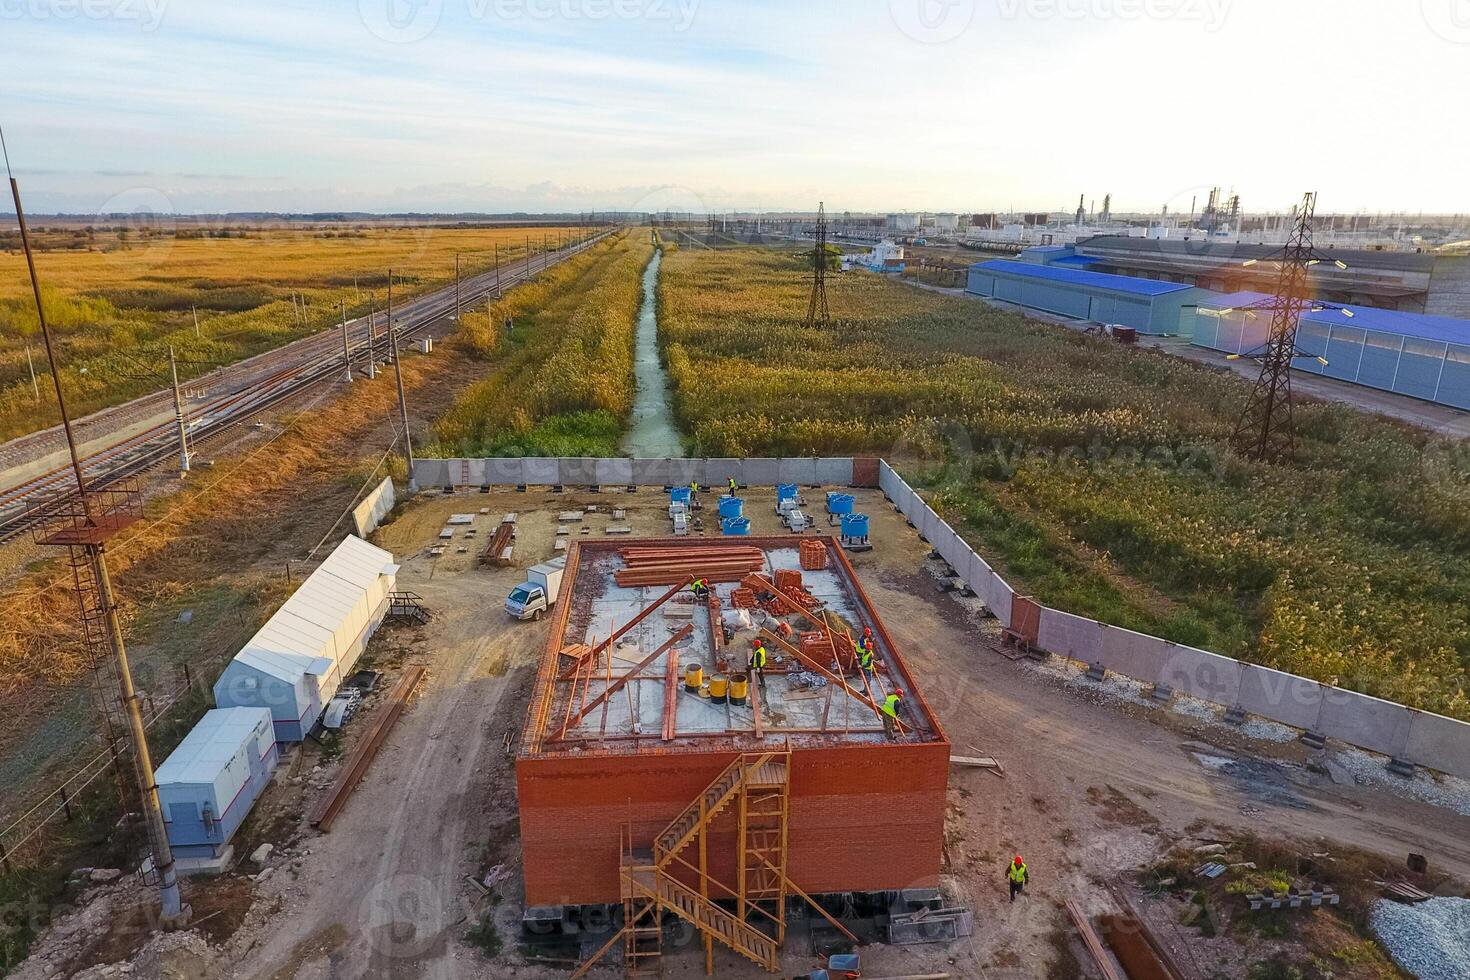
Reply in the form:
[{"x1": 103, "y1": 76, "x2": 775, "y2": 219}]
[
  {"x1": 799, "y1": 539, "x2": 828, "y2": 571},
  {"x1": 731, "y1": 588, "x2": 757, "y2": 609},
  {"x1": 774, "y1": 569, "x2": 803, "y2": 592}
]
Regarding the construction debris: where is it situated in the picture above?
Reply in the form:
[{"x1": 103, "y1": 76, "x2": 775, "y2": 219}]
[
  {"x1": 308, "y1": 666, "x2": 426, "y2": 831},
  {"x1": 949, "y1": 755, "x2": 1005, "y2": 776},
  {"x1": 1066, "y1": 898, "x2": 1127, "y2": 980}
]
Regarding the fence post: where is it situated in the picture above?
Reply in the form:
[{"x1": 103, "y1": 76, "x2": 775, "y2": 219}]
[{"x1": 60, "y1": 786, "x2": 73, "y2": 822}]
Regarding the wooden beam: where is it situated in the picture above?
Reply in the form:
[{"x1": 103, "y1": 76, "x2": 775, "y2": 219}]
[
  {"x1": 759, "y1": 628, "x2": 906, "y2": 733},
  {"x1": 558, "y1": 579, "x2": 690, "y2": 680},
  {"x1": 569, "y1": 924, "x2": 628, "y2": 979},
  {"x1": 663, "y1": 645, "x2": 681, "y2": 742},
  {"x1": 750, "y1": 670, "x2": 764, "y2": 739},
  {"x1": 1066, "y1": 898, "x2": 1127, "y2": 980},
  {"x1": 756, "y1": 855, "x2": 858, "y2": 945},
  {"x1": 564, "y1": 625, "x2": 692, "y2": 732}
]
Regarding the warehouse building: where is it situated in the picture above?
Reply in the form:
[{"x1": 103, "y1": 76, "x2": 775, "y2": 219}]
[
  {"x1": 1189, "y1": 291, "x2": 1470, "y2": 410},
  {"x1": 214, "y1": 535, "x2": 397, "y2": 741},
  {"x1": 1072, "y1": 236, "x2": 1470, "y2": 317},
  {"x1": 155, "y1": 706, "x2": 278, "y2": 871},
  {"x1": 967, "y1": 258, "x2": 1211, "y2": 334}
]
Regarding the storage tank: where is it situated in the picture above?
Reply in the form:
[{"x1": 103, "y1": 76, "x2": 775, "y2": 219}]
[
  {"x1": 721, "y1": 517, "x2": 751, "y2": 536},
  {"x1": 718, "y1": 496, "x2": 744, "y2": 520},
  {"x1": 826, "y1": 493, "x2": 854, "y2": 516}
]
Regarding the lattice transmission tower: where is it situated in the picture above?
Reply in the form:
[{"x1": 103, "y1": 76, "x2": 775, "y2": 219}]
[{"x1": 805, "y1": 202, "x2": 830, "y2": 328}]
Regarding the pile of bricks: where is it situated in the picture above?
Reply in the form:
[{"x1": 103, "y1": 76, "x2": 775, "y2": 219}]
[
  {"x1": 799, "y1": 539, "x2": 828, "y2": 571},
  {"x1": 774, "y1": 569, "x2": 803, "y2": 592},
  {"x1": 731, "y1": 588, "x2": 757, "y2": 609},
  {"x1": 800, "y1": 631, "x2": 837, "y2": 662}
]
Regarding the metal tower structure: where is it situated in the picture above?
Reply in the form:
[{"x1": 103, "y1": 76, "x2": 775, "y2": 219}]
[
  {"x1": 6, "y1": 138, "x2": 190, "y2": 926},
  {"x1": 805, "y1": 202, "x2": 830, "y2": 328},
  {"x1": 1227, "y1": 191, "x2": 1351, "y2": 462}
]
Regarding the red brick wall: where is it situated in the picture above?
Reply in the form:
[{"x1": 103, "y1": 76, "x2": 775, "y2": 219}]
[{"x1": 518, "y1": 741, "x2": 949, "y2": 906}]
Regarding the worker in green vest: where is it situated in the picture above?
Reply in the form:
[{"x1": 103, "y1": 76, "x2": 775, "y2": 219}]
[
  {"x1": 855, "y1": 631, "x2": 876, "y2": 677},
  {"x1": 727, "y1": 475, "x2": 738, "y2": 496},
  {"x1": 748, "y1": 640, "x2": 768, "y2": 692},
  {"x1": 691, "y1": 578, "x2": 710, "y2": 599},
  {"x1": 1006, "y1": 856, "x2": 1029, "y2": 902},
  {"x1": 689, "y1": 481, "x2": 700, "y2": 509},
  {"x1": 880, "y1": 689, "x2": 904, "y2": 739}
]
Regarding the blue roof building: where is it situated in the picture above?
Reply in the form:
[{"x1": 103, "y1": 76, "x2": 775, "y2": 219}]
[
  {"x1": 1189, "y1": 291, "x2": 1470, "y2": 410},
  {"x1": 967, "y1": 259, "x2": 1211, "y2": 335}
]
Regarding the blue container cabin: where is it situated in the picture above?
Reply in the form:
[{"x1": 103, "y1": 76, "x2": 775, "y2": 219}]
[{"x1": 155, "y1": 707, "x2": 279, "y2": 862}]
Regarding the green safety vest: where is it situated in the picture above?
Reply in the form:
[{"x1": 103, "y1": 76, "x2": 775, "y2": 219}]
[
  {"x1": 881, "y1": 694, "x2": 901, "y2": 717},
  {"x1": 750, "y1": 646, "x2": 767, "y2": 670},
  {"x1": 690, "y1": 482, "x2": 699, "y2": 493},
  {"x1": 729, "y1": 478, "x2": 738, "y2": 491},
  {"x1": 860, "y1": 648, "x2": 874, "y2": 669},
  {"x1": 1008, "y1": 862, "x2": 1028, "y2": 884}
]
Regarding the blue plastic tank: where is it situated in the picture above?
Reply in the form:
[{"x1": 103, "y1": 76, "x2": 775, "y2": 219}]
[
  {"x1": 777, "y1": 483, "x2": 798, "y2": 503},
  {"x1": 670, "y1": 486, "x2": 691, "y2": 505},
  {"x1": 826, "y1": 492, "x2": 854, "y2": 515},
  {"x1": 841, "y1": 513, "x2": 869, "y2": 539},
  {"x1": 718, "y1": 496, "x2": 744, "y2": 520},
  {"x1": 721, "y1": 517, "x2": 750, "y2": 536}
]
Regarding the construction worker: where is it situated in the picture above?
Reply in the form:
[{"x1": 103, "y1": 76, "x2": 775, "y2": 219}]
[
  {"x1": 689, "y1": 481, "x2": 700, "y2": 509},
  {"x1": 727, "y1": 475, "x2": 738, "y2": 497},
  {"x1": 690, "y1": 578, "x2": 710, "y2": 599},
  {"x1": 856, "y1": 636, "x2": 875, "y2": 677},
  {"x1": 748, "y1": 639, "x2": 768, "y2": 692},
  {"x1": 1006, "y1": 856, "x2": 1029, "y2": 902},
  {"x1": 880, "y1": 689, "x2": 904, "y2": 739}
]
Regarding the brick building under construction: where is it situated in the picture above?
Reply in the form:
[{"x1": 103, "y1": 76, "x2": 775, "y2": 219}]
[{"x1": 516, "y1": 534, "x2": 949, "y2": 974}]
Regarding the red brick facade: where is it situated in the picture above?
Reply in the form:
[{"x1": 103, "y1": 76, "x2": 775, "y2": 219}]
[{"x1": 518, "y1": 740, "x2": 950, "y2": 906}]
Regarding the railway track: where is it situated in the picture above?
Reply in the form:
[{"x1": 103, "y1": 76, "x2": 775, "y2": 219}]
[{"x1": 0, "y1": 233, "x2": 613, "y2": 543}]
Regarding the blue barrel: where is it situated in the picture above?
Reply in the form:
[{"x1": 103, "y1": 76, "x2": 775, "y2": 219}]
[
  {"x1": 777, "y1": 483, "x2": 798, "y2": 503},
  {"x1": 718, "y1": 496, "x2": 744, "y2": 520},
  {"x1": 841, "y1": 513, "x2": 869, "y2": 539},
  {"x1": 721, "y1": 517, "x2": 750, "y2": 536},
  {"x1": 826, "y1": 492, "x2": 854, "y2": 515},
  {"x1": 670, "y1": 486, "x2": 691, "y2": 505}
]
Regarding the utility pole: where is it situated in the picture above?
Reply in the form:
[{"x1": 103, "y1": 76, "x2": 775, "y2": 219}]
[
  {"x1": 191, "y1": 305, "x2": 200, "y2": 338},
  {"x1": 386, "y1": 271, "x2": 416, "y2": 492},
  {"x1": 7, "y1": 155, "x2": 189, "y2": 928},
  {"x1": 168, "y1": 346, "x2": 189, "y2": 475},
  {"x1": 366, "y1": 294, "x2": 378, "y2": 379},
  {"x1": 454, "y1": 253, "x2": 461, "y2": 321},
  {"x1": 525, "y1": 235, "x2": 531, "y2": 279},
  {"x1": 340, "y1": 300, "x2": 352, "y2": 383},
  {"x1": 25, "y1": 343, "x2": 40, "y2": 402},
  {"x1": 493, "y1": 243, "x2": 501, "y2": 298}
]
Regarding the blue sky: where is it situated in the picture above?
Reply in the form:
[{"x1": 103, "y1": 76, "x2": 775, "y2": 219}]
[{"x1": 2, "y1": 0, "x2": 1467, "y2": 215}]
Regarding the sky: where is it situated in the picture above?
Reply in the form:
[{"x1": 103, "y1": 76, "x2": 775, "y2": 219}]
[{"x1": 1, "y1": 0, "x2": 1468, "y2": 216}]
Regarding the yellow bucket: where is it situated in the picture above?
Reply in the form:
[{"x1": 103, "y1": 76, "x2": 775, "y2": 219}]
[
  {"x1": 708, "y1": 675, "x2": 729, "y2": 703},
  {"x1": 730, "y1": 673, "x2": 750, "y2": 704},
  {"x1": 685, "y1": 664, "x2": 704, "y2": 692}
]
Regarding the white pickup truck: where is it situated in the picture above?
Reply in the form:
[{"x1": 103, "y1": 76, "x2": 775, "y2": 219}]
[{"x1": 506, "y1": 558, "x2": 567, "y2": 622}]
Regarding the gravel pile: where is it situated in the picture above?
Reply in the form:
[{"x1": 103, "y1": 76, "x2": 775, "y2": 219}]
[
  {"x1": 1371, "y1": 896, "x2": 1470, "y2": 979},
  {"x1": 1334, "y1": 748, "x2": 1470, "y2": 817}
]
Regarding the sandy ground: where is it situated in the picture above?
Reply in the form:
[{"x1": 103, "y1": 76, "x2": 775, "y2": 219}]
[{"x1": 31, "y1": 486, "x2": 1446, "y2": 980}]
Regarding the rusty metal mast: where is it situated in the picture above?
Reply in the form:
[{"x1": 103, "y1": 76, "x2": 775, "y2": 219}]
[
  {"x1": 4, "y1": 128, "x2": 189, "y2": 925},
  {"x1": 805, "y1": 201, "x2": 830, "y2": 328},
  {"x1": 1228, "y1": 191, "x2": 1350, "y2": 462}
]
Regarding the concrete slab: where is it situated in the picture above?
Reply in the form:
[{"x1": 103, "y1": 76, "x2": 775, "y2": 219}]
[
  {"x1": 816, "y1": 457, "x2": 854, "y2": 486},
  {"x1": 523, "y1": 457, "x2": 559, "y2": 486},
  {"x1": 1157, "y1": 645, "x2": 1243, "y2": 704},
  {"x1": 744, "y1": 458, "x2": 780, "y2": 486},
  {"x1": 777, "y1": 458, "x2": 819, "y2": 486},
  {"x1": 1037, "y1": 609, "x2": 1103, "y2": 663},
  {"x1": 1237, "y1": 664, "x2": 1324, "y2": 731},
  {"x1": 1098, "y1": 625, "x2": 1172, "y2": 682},
  {"x1": 487, "y1": 458, "x2": 525, "y2": 485},
  {"x1": 595, "y1": 458, "x2": 633, "y2": 486},
  {"x1": 1317, "y1": 687, "x2": 1414, "y2": 758},
  {"x1": 559, "y1": 458, "x2": 599, "y2": 485},
  {"x1": 1404, "y1": 710, "x2": 1470, "y2": 778}
]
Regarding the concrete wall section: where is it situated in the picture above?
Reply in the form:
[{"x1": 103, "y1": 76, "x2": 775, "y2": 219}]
[
  {"x1": 777, "y1": 458, "x2": 819, "y2": 486},
  {"x1": 1158, "y1": 645, "x2": 1243, "y2": 705},
  {"x1": 351, "y1": 476, "x2": 396, "y2": 538},
  {"x1": 1038, "y1": 609, "x2": 1103, "y2": 662},
  {"x1": 523, "y1": 457, "x2": 560, "y2": 486},
  {"x1": 664, "y1": 458, "x2": 701, "y2": 487},
  {"x1": 594, "y1": 457, "x2": 633, "y2": 486},
  {"x1": 631, "y1": 458, "x2": 672, "y2": 485},
  {"x1": 1236, "y1": 664, "x2": 1325, "y2": 732},
  {"x1": 412, "y1": 459, "x2": 451, "y2": 489},
  {"x1": 704, "y1": 458, "x2": 743, "y2": 488},
  {"x1": 744, "y1": 458, "x2": 780, "y2": 486},
  {"x1": 1099, "y1": 626, "x2": 1173, "y2": 684},
  {"x1": 816, "y1": 457, "x2": 854, "y2": 486},
  {"x1": 1405, "y1": 711, "x2": 1470, "y2": 779},
  {"x1": 1317, "y1": 688, "x2": 1413, "y2": 759},
  {"x1": 487, "y1": 457, "x2": 525, "y2": 485},
  {"x1": 559, "y1": 458, "x2": 599, "y2": 485}
]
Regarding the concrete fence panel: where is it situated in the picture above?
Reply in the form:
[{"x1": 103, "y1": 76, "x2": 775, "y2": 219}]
[
  {"x1": 523, "y1": 457, "x2": 560, "y2": 486},
  {"x1": 1404, "y1": 711, "x2": 1470, "y2": 779},
  {"x1": 777, "y1": 458, "x2": 819, "y2": 486},
  {"x1": 816, "y1": 457, "x2": 854, "y2": 487},
  {"x1": 664, "y1": 458, "x2": 702, "y2": 487},
  {"x1": 467, "y1": 459, "x2": 490, "y2": 486},
  {"x1": 1038, "y1": 609, "x2": 1103, "y2": 663},
  {"x1": 1099, "y1": 626, "x2": 1175, "y2": 684},
  {"x1": 559, "y1": 458, "x2": 599, "y2": 485},
  {"x1": 1316, "y1": 688, "x2": 1414, "y2": 759},
  {"x1": 487, "y1": 458, "x2": 526, "y2": 485},
  {"x1": 1236, "y1": 664, "x2": 1325, "y2": 732},
  {"x1": 352, "y1": 476, "x2": 397, "y2": 538},
  {"x1": 983, "y1": 573, "x2": 1015, "y2": 628},
  {"x1": 879, "y1": 461, "x2": 902, "y2": 498},
  {"x1": 629, "y1": 458, "x2": 668, "y2": 485},
  {"x1": 1158, "y1": 645, "x2": 1244, "y2": 705},
  {"x1": 703, "y1": 458, "x2": 742, "y2": 488},
  {"x1": 744, "y1": 458, "x2": 780, "y2": 486},
  {"x1": 413, "y1": 459, "x2": 451, "y2": 489},
  {"x1": 595, "y1": 458, "x2": 633, "y2": 486}
]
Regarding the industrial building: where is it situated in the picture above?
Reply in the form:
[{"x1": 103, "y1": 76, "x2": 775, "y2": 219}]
[
  {"x1": 840, "y1": 239, "x2": 905, "y2": 274},
  {"x1": 518, "y1": 536, "x2": 948, "y2": 973},
  {"x1": 967, "y1": 258, "x2": 1211, "y2": 335},
  {"x1": 1189, "y1": 292, "x2": 1470, "y2": 410},
  {"x1": 1071, "y1": 236, "x2": 1470, "y2": 317},
  {"x1": 155, "y1": 707, "x2": 278, "y2": 870},
  {"x1": 214, "y1": 535, "x2": 397, "y2": 741}
]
